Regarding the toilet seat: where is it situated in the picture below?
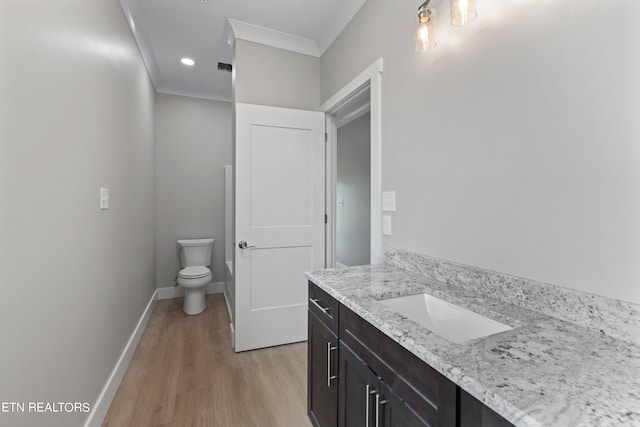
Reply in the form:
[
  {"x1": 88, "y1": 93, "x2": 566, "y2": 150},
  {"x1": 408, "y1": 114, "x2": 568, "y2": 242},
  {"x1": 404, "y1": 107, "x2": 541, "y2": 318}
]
[{"x1": 179, "y1": 266, "x2": 211, "y2": 279}]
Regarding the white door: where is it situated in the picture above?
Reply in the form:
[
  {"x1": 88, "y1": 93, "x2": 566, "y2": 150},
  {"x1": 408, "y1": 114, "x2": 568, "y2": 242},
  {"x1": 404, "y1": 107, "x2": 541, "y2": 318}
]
[{"x1": 235, "y1": 103, "x2": 325, "y2": 352}]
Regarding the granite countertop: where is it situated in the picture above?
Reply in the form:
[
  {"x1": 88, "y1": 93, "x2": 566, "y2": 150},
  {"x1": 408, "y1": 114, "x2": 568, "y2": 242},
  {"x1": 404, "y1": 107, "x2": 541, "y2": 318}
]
[{"x1": 306, "y1": 264, "x2": 640, "y2": 427}]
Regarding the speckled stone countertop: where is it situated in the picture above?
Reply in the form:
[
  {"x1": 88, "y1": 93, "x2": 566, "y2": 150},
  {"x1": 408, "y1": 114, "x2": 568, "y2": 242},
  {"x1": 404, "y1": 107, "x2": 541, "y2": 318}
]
[{"x1": 306, "y1": 264, "x2": 640, "y2": 427}]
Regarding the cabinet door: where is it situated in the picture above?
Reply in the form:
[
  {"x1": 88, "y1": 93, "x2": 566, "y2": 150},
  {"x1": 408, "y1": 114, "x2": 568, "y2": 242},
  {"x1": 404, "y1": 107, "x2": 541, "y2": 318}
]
[
  {"x1": 378, "y1": 381, "x2": 430, "y2": 427},
  {"x1": 308, "y1": 312, "x2": 338, "y2": 427},
  {"x1": 339, "y1": 341, "x2": 380, "y2": 427}
]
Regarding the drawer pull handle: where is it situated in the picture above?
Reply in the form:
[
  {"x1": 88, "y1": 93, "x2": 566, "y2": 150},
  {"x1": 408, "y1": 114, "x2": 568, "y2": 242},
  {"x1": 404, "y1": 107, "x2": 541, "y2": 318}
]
[
  {"x1": 375, "y1": 393, "x2": 387, "y2": 427},
  {"x1": 326, "y1": 342, "x2": 337, "y2": 387},
  {"x1": 309, "y1": 298, "x2": 332, "y2": 317},
  {"x1": 365, "y1": 384, "x2": 377, "y2": 427}
]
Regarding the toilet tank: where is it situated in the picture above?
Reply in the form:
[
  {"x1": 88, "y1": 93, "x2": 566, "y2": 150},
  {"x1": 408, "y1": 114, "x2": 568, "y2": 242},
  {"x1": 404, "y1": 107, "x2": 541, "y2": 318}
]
[{"x1": 178, "y1": 238, "x2": 214, "y2": 267}]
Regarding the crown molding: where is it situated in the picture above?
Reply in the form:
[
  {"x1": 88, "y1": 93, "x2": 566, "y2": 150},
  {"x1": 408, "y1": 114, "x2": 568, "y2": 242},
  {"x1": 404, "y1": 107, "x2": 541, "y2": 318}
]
[
  {"x1": 224, "y1": 0, "x2": 367, "y2": 58},
  {"x1": 225, "y1": 18, "x2": 321, "y2": 57}
]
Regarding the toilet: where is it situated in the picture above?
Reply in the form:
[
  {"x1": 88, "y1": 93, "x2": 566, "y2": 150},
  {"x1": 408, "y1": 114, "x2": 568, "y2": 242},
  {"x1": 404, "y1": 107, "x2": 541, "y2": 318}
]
[{"x1": 177, "y1": 238, "x2": 214, "y2": 315}]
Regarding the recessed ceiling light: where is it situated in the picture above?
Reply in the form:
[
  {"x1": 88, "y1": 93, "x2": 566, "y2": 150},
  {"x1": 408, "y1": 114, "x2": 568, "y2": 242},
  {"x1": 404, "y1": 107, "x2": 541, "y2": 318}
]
[{"x1": 181, "y1": 57, "x2": 195, "y2": 66}]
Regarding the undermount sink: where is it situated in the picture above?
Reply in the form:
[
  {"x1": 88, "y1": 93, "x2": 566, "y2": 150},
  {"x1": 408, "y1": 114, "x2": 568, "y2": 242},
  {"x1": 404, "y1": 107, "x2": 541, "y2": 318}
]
[{"x1": 379, "y1": 293, "x2": 513, "y2": 344}]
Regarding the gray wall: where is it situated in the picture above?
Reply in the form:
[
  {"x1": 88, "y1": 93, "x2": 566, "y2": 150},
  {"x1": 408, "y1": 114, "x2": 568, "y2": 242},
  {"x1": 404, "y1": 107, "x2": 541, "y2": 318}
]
[
  {"x1": 337, "y1": 113, "x2": 371, "y2": 267},
  {"x1": 322, "y1": 0, "x2": 640, "y2": 304},
  {"x1": 234, "y1": 39, "x2": 321, "y2": 110},
  {"x1": 0, "y1": 1, "x2": 156, "y2": 426},
  {"x1": 155, "y1": 94, "x2": 232, "y2": 287}
]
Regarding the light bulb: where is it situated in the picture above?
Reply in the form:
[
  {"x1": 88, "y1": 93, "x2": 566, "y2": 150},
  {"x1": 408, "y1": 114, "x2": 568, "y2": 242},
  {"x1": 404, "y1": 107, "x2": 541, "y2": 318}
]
[
  {"x1": 415, "y1": 7, "x2": 436, "y2": 53},
  {"x1": 451, "y1": 0, "x2": 477, "y2": 26}
]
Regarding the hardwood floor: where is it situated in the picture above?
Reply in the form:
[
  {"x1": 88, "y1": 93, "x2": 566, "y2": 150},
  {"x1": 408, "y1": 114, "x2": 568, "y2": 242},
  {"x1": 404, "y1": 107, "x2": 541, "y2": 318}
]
[{"x1": 103, "y1": 294, "x2": 312, "y2": 427}]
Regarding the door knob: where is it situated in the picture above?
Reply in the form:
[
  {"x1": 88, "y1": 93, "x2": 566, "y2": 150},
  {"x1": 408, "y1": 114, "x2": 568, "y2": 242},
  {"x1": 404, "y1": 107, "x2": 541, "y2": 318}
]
[{"x1": 238, "y1": 240, "x2": 256, "y2": 249}]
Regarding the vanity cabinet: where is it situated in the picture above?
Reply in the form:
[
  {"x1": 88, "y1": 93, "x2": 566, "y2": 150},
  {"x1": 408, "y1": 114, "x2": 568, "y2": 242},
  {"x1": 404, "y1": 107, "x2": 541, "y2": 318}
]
[{"x1": 308, "y1": 281, "x2": 514, "y2": 427}]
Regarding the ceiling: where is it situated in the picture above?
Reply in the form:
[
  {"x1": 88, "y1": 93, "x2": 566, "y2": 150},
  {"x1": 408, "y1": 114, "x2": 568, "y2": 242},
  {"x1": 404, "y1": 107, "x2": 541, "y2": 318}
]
[{"x1": 119, "y1": 0, "x2": 368, "y2": 102}]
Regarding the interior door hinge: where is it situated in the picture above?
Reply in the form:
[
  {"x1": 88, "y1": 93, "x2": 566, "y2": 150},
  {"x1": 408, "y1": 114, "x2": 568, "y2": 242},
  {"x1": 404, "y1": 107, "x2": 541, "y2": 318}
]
[
  {"x1": 325, "y1": 132, "x2": 328, "y2": 142},
  {"x1": 325, "y1": 214, "x2": 328, "y2": 224}
]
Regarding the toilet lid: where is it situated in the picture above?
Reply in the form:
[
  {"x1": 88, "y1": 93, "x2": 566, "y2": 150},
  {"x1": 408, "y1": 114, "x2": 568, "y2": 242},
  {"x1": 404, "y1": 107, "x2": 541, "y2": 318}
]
[{"x1": 179, "y1": 266, "x2": 211, "y2": 279}]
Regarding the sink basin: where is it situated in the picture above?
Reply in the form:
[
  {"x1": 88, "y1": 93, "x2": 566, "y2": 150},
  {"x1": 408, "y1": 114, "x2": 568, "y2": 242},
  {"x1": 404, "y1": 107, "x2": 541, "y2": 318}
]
[{"x1": 379, "y1": 293, "x2": 513, "y2": 344}]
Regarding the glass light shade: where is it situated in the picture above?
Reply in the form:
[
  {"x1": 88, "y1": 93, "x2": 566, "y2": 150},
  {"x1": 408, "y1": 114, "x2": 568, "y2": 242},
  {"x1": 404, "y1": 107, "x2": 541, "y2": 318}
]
[
  {"x1": 451, "y1": 0, "x2": 477, "y2": 26},
  {"x1": 415, "y1": 8, "x2": 436, "y2": 53}
]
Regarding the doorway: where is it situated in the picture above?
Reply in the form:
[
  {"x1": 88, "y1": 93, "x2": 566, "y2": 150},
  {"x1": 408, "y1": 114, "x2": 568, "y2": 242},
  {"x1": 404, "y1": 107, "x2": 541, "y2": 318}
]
[
  {"x1": 335, "y1": 90, "x2": 371, "y2": 268},
  {"x1": 323, "y1": 59, "x2": 383, "y2": 268}
]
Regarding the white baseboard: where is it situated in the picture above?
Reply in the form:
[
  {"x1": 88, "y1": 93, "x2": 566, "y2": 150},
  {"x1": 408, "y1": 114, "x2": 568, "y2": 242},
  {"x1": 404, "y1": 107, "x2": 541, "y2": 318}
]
[
  {"x1": 157, "y1": 281, "x2": 225, "y2": 300},
  {"x1": 83, "y1": 289, "x2": 158, "y2": 427}
]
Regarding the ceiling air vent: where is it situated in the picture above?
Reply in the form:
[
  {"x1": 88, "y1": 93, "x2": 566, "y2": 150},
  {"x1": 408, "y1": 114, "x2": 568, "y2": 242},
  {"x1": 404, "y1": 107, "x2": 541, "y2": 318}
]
[{"x1": 217, "y1": 62, "x2": 232, "y2": 72}]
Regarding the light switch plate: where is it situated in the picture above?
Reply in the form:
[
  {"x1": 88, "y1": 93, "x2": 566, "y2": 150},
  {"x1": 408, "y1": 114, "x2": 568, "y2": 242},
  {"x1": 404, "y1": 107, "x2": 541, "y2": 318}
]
[
  {"x1": 382, "y1": 191, "x2": 396, "y2": 212},
  {"x1": 383, "y1": 215, "x2": 392, "y2": 235},
  {"x1": 100, "y1": 187, "x2": 109, "y2": 210}
]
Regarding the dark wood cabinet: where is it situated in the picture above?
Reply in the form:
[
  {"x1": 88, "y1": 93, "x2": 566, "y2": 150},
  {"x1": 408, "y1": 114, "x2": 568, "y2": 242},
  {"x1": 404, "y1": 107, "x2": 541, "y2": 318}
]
[
  {"x1": 308, "y1": 281, "x2": 340, "y2": 427},
  {"x1": 308, "y1": 311, "x2": 339, "y2": 427},
  {"x1": 339, "y1": 341, "x2": 431, "y2": 427},
  {"x1": 308, "y1": 280, "x2": 514, "y2": 427}
]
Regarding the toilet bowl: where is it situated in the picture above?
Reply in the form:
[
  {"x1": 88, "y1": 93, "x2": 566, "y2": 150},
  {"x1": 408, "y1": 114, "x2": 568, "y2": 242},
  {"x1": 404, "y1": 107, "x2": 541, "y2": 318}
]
[{"x1": 177, "y1": 238, "x2": 214, "y2": 315}]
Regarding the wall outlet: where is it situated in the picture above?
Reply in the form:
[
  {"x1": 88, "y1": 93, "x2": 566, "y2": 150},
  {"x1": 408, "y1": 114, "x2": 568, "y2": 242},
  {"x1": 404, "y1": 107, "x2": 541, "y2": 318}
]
[
  {"x1": 382, "y1": 191, "x2": 396, "y2": 212},
  {"x1": 383, "y1": 215, "x2": 392, "y2": 235}
]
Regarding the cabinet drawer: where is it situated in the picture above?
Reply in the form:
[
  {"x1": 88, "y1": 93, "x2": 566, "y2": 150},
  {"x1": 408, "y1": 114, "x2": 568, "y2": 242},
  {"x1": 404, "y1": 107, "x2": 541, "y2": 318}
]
[
  {"x1": 308, "y1": 281, "x2": 339, "y2": 334},
  {"x1": 340, "y1": 304, "x2": 457, "y2": 427}
]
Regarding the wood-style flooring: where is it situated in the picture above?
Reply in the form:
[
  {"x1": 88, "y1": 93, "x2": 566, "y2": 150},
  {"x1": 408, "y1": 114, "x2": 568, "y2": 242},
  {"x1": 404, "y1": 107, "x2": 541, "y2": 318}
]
[{"x1": 103, "y1": 294, "x2": 312, "y2": 427}]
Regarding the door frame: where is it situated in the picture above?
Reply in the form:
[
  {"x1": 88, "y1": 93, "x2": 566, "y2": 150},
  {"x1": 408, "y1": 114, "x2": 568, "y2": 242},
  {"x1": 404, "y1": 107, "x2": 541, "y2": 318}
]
[{"x1": 321, "y1": 58, "x2": 384, "y2": 267}]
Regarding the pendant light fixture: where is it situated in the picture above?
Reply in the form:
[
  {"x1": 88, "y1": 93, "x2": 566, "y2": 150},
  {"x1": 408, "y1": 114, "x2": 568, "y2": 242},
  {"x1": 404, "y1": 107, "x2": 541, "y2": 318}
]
[{"x1": 415, "y1": 0, "x2": 436, "y2": 53}]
